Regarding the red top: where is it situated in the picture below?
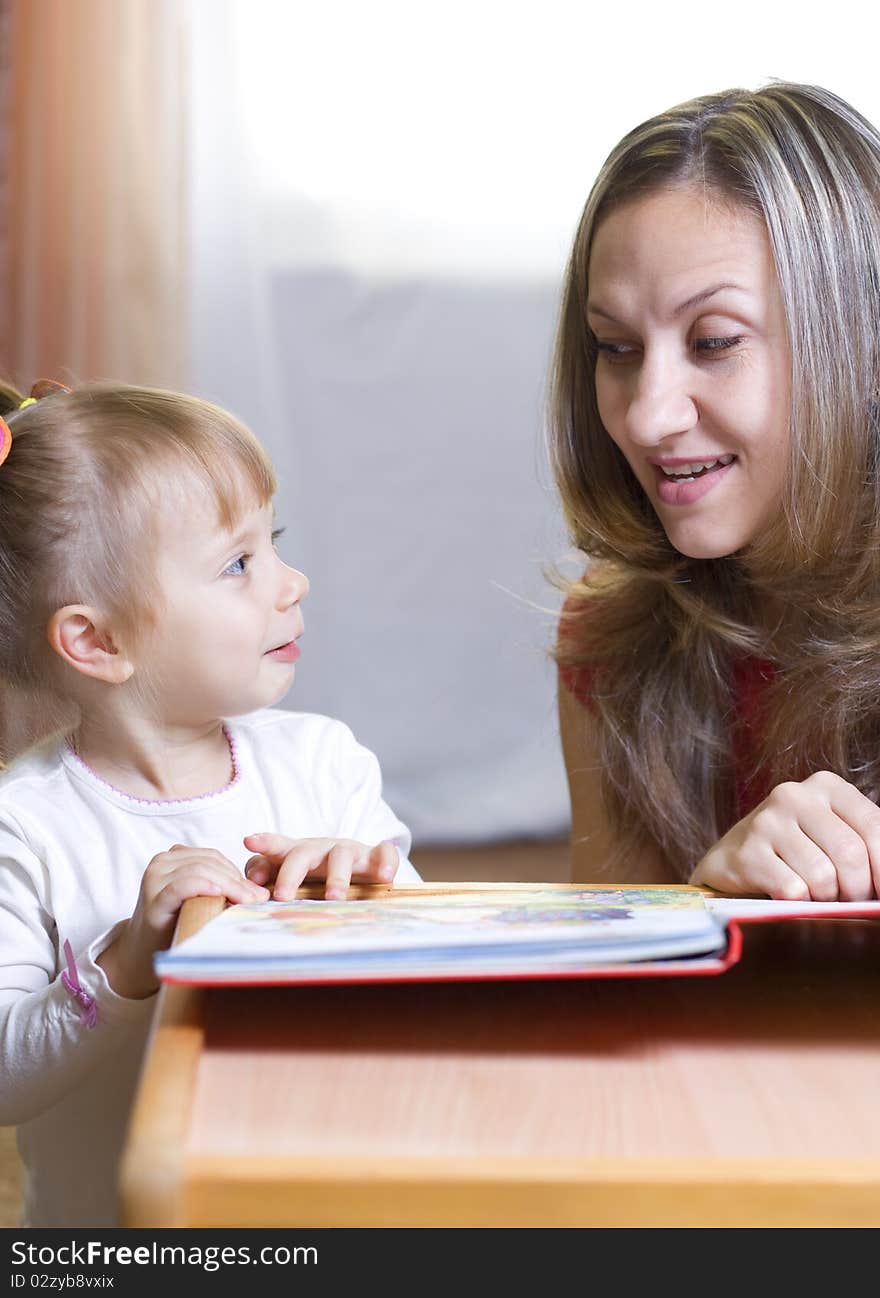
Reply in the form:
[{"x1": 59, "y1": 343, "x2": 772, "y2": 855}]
[{"x1": 559, "y1": 651, "x2": 775, "y2": 824}]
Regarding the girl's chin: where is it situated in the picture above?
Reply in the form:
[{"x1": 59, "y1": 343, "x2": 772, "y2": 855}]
[
  {"x1": 266, "y1": 668, "x2": 296, "y2": 702},
  {"x1": 230, "y1": 669, "x2": 297, "y2": 717}
]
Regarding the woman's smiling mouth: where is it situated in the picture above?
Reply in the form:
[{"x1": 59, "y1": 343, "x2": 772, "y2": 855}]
[{"x1": 650, "y1": 453, "x2": 737, "y2": 506}]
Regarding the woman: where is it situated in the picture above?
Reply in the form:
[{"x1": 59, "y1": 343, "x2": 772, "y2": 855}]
[{"x1": 549, "y1": 82, "x2": 880, "y2": 900}]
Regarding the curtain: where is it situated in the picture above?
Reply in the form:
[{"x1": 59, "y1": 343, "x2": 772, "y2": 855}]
[
  {"x1": 0, "y1": 0, "x2": 189, "y2": 762},
  {"x1": 0, "y1": 0, "x2": 188, "y2": 390}
]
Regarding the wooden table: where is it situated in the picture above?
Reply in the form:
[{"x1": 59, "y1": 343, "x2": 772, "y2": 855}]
[{"x1": 120, "y1": 885, "x2": 880, "y2": 1227}]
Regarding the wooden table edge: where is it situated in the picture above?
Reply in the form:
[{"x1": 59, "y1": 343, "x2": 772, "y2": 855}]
[
  {"x1": 119, "y1": 896, "x2": 225, "y2": 1227},
  {"x1": 180, "y1": 1153, "x2": 880, "y2": 1227}
]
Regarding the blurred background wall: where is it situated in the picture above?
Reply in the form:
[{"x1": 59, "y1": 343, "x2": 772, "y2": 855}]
[{"x1": 1, "y1": 0, "x2": 878, "y2": 854}]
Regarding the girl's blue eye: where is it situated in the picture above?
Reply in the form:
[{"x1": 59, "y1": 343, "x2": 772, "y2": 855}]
[
  {"x1": 225, "y1": 524, "x2": 288, "y2": 576},
  {"x1": 224, "y1": 524, "x2": 285, "y2": 576}
]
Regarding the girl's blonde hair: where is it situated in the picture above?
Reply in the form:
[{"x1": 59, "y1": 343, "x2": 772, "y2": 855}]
[
  {"x1": 0, "y1": 382, "x2": 276, "y2": 753},
  {"x1": 549, "y1": 81, "x2": 880, "y2": 877}
]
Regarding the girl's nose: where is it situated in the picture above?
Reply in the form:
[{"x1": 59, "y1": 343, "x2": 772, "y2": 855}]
[{"x1": 279, "y1": 563, "x2": 309, "y2": 608}]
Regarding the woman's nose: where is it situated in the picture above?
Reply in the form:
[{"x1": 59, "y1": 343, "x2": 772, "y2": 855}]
[{"x1": 624, "y1": 355, "x2": 699, "y2": 446}]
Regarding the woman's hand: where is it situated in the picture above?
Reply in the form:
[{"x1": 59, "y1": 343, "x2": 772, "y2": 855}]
[
  {"x1": 242, "y1": 833, "x2": 400, "y2": 901},
  {"x1": 97, "y1": 844, "x2": 269, "y2": 998},
  {"x1": 690, "y1": 771, "x2": 880, "y2": 900}
]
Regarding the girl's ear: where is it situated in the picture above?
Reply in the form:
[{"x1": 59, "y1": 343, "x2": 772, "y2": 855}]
[{"x1": 46, "y1": 606, "x2": 134, "y2": 684}]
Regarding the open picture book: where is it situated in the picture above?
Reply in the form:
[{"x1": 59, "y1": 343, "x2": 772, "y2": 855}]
[{"x1": 154, "y1": 884, "x2": 880, "y2": 986}]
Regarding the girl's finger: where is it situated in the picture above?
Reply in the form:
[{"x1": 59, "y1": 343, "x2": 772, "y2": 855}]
[
  {"x1": 151, "y1": 874, "x2": 263, "y2": 923},
  {"x1": 244, "y1": 854, "x2": 277, "y2": 884},
  {"x1": 202, "y1": 859, "x2": 268, "y2": 897},
  {"x1": 148, "y1": 854, "x2": 231, "y2": 890},
  {"x1": 151, "y1": 847, "x2": 235, "y2": 881},
  {"x1": 360, "y1": 840, "x2": 399, "y2": 883},
  {"x1": 172, "y1": 865, "x2": 267, "y2": 906},
  {"x1": 244, "y1": 863, "x2": 274, "y2": 885},
  {"x1": 272, "y1": 842, "x2": 333, "y2": 901},
  {"x1": 324, "y1": 842, "x2": 358, "y2": 901},
  {"x1": 150, "y1": 875, "x2": 225, "y2": 924},
  {"x1": 242, "y1": 833, "x2": 297, "y2": 861}
]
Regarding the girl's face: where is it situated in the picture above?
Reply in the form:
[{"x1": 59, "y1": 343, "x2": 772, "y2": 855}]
[
  {"x1": 144, "y1": 489, "x2": 308, "y2": 723},
  {"x1": 587, "y1": 186, "x2": 792, "y2": 559}
]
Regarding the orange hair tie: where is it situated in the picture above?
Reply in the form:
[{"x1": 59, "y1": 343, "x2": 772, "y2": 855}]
[
  {"x1": 0, "y1": 379, "x2": 72, "y2": 469},
  {"x1": 30, "y1": 379, "x2": 72, "y2": 400}
]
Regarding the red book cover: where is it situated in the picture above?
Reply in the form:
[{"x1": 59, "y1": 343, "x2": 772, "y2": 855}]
[{"x1": 155, "y1": 884, "x2": 880, "y2": 987}]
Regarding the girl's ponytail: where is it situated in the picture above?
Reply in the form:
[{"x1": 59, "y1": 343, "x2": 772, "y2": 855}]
[{"x1": 0, "y1": 380, "x2": 25, "y2": 417}]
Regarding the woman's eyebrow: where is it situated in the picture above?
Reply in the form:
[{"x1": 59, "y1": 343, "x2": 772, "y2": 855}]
[{"x1": 587, "y1": 282, "x2": 749, "y2": 324}]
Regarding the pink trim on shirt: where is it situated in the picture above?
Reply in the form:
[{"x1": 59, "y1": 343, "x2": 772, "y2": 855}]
[
  {"x1": 63, "y1": 725, "x2": 241, "y2": 808},
  {"x1": 60, "y1": 939, "x2": 98, "y2": 1030}
]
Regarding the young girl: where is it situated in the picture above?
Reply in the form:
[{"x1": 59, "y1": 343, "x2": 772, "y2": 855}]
[
  {"x1": 550, "y1": 81, "x2": 880, "y2": 901},
  {"x1": 0, "y1": 380, "x2": 420, "y2": 1228}
]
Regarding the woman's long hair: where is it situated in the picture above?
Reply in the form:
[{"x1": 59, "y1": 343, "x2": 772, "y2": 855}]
[{"x1": 548, "y1": 82, "x2": 880, "y2": 876}]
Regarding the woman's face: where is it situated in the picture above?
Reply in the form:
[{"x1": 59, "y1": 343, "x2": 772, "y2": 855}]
[{"x1": 587, "y1": 185, "x2": 791, "y2": 559}]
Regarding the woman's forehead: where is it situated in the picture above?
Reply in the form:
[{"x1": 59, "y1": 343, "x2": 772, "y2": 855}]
[
  {"x1": 593, "y1": 187, "x2": 765, "y2": 262},
  {"x1": 588, "y1": 187, "x2": 774, "y2": 310}
]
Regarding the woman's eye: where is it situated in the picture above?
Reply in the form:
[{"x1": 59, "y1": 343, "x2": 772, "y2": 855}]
[
  {"x1": 594, "y1": 340, "x2": 637, "y2": 364},
  {"x1": 593, "y1": 336, "x2": 743, "y2": 365},
  {"x1": 225, "y1": 554, "x2": 250, "y2": 577},
  {"x1": 694, "y1": 335, "x2": 743, "y2": 355},
  {"x1": 271, "y1": 527, "x2": 286, "y2": 548}
]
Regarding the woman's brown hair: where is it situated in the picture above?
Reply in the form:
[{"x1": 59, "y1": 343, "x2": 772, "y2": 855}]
[{"x1": 548, "y1": 81, "x2": 880, "y2": 877}]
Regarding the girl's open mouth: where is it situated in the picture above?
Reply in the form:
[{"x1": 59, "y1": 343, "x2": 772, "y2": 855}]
[{"x1": 265, "y1": 640, "x2": 300, "y2": 662}]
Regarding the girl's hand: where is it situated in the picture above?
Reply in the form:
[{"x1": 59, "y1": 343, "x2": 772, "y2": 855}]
[
  {"x1": 690, "y1": 771, "x2": 880, "y2": 900},
  {"x1": 97, "y1": 844, "x2": 269, "y2": 998},
  {"x1": 242, "y1": 833, "x2": 400, "y2": 901}
]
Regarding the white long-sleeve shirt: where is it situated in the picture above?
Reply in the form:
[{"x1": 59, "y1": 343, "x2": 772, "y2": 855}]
[{"x1": 0, "y1": 707, "x2": 419, "y2": 1227}]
